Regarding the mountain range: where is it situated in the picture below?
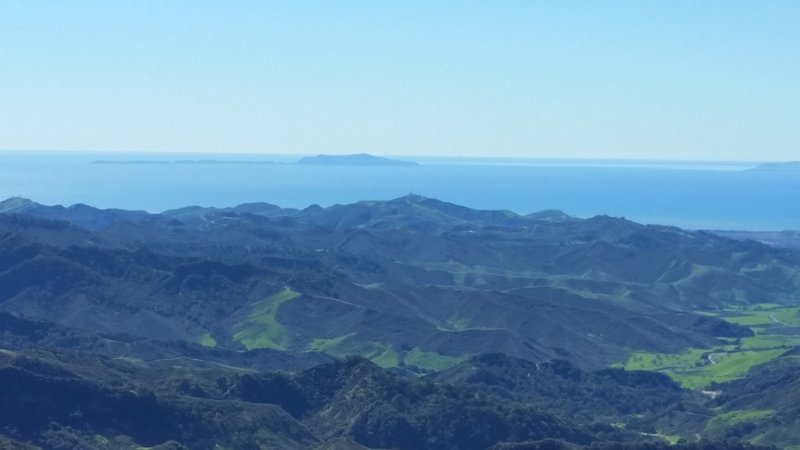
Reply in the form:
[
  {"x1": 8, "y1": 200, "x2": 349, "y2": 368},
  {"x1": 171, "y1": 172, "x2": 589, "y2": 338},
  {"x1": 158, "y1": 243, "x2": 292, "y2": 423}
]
[{"x1": 1, "y1": 195, "x2": 798, "y2": 449}]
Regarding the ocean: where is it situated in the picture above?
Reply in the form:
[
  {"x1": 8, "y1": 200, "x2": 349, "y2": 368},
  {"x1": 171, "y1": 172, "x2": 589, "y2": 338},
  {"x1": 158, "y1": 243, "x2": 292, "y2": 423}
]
[{"x1": 1, "y1": 151, "x2": 797, "y2": 231}]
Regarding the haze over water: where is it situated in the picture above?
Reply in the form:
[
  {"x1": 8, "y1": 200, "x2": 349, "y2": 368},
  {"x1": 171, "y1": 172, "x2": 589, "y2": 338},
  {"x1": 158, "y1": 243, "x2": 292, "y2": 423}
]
[{"x1": 1, "y1": 151, "x2": 796, "y2": 231}]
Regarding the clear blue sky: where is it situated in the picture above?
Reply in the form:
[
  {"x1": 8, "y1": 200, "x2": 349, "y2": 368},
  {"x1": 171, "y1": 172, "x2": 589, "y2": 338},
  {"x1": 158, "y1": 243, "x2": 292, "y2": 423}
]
[{"x1": 1, "y1": 1, "x2": 798, "y2": 160}]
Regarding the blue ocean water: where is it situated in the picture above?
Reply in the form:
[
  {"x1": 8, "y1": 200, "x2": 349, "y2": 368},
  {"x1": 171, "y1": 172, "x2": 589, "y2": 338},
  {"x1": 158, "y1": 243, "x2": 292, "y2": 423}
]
[{"x1": 0, "y1": 151, "x2": 797, "y2": 231}]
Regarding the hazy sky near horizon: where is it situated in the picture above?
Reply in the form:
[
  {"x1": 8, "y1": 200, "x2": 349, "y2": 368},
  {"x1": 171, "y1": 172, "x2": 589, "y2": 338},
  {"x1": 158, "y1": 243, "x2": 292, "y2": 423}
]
[{"x1": 1, "y1": 1, "x2": 799, "y2": 161}]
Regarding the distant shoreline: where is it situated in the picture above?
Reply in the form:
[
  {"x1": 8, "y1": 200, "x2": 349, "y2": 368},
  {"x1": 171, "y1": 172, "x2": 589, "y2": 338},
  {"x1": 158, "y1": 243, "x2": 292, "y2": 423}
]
[{"x1": 92, "y1": 153, "x2": 421, "y2": 167}]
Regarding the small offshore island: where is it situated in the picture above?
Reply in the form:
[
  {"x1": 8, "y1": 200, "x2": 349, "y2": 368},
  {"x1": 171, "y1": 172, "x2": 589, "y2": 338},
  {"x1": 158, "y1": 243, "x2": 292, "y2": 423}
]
[
  {"x1": 295, "y1": 153, "x2": 419, "y2": 166},
  {"x1": 749, "y1": 161, "x2": 800, "y2": 171}
]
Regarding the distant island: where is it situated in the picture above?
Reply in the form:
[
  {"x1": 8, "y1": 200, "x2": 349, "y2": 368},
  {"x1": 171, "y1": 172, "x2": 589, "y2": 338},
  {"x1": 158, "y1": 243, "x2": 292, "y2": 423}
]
[
  {"x1": 295, "y1": 153, "x2": 419, "y2": 166},
  {"x1": 750, "y1": 161, "x2": 800, "y2": 171},
  {"x1": 94, "y1": 159, "x2": 274, "y2": 165},
  {"x1": 174, "y1": 159, "x2": 274, "y2": 165},
  {"x1": 93, "y1": 160, "x2": 169, "y2": 165}
]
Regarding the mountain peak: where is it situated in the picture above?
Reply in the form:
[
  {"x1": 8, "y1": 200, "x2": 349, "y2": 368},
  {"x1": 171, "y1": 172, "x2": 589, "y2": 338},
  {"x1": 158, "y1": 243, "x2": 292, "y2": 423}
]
[
  {"x1": 0, "y1": 196, "x2": 37, "y2": 212},
  {"x1": 525, "y1": 209, "x2": 575, "y2": 222},
  {"x1": 67, "y1": 203, "x2": 99, "y2": 212},
  {"x1": 392, "y1": 193, "x2": 430, "y2": 203}
]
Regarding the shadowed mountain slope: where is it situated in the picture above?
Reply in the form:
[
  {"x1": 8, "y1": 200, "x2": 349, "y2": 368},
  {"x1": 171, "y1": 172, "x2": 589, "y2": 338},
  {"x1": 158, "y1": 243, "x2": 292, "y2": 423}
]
[{"x1": 0, "y1": 196, "x2": 793, "y2": 371}]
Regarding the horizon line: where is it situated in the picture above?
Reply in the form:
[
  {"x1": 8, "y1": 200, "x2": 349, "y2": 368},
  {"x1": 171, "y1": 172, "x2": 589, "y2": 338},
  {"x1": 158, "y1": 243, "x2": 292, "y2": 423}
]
[{"x1": 0, "y1": 148, "x2": 787, "y2": 164}]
